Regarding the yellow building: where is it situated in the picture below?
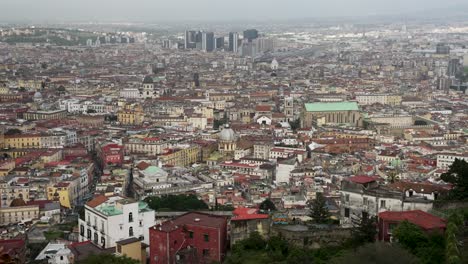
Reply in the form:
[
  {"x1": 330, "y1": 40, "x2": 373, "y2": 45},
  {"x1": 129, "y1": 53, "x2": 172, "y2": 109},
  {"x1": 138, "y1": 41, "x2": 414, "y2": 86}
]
[
  {"x1": 47, "y1": 182, "x2": 74, "y2": 208},
  {"x1": 17, "y1": 79, "x2": 42, "y2": 90},
  {"x1": 118, "y1": 104, "x2": 145, "y2": 126},
  {"x1": 0, "y1": 205, "x2": 40, "y2": 225},
  {"x1": 0, "y1": 183, "x2": 30, "y2": 207},
  {"x1": 0, "y1": 85, "x2": 9, "y2": 94},
  {"x1": 159, "y1": 145, "x2": 200, "y2": 167},
  {"x1": 4, "y1": 134, "x2": 42, "y2": 149},
  {"x1": 116, "y1": 238, "x2": 147, "y2": 264}
]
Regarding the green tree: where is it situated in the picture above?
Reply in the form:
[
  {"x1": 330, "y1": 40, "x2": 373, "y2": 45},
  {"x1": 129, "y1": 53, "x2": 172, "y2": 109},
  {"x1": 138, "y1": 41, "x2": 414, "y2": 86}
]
[
  {"x1": 350, "y1": 216, "x2": 377, "y2": 246},
  {"x1": 441, "y1": 159, "x2": 468, "y2": 200},
  {"x1": 309, "y1": 193, "x2": 330, "y2": 224},
  {"x1": 4, "y1": 129, "x2": 22, "y2": 135},
  {"x1": 144, "y1": 194, "x2": 208, "y2": 211},
  {"x1": 77, "y1": 254, "x2": 139, "y2": 264},
  {"x1": 331, "y1": 243, "x2": 418, "y2": 264},
  {"x1": 259, "y1": 199, "x2": 276, "y2": 212},
  {"x1": 393, "y1": 221, "x2": 428, "y2": 254},
  {"x1": 289, "y1": 119, "x2": 301, "y2": 131}
]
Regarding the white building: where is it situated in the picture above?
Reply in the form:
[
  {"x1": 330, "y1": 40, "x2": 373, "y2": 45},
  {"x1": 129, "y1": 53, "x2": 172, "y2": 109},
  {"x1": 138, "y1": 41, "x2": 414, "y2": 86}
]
[
  {"x1": 36, "y1": 243, "x2": 72, "y2": 264},
  {"x1": 340, "y1": 176, "x2": 433, "y2": 227},
  {"x1": 78, "y1": 196, "x2": 155, "y2": 249},
  {"x1": 120, "y1": 88, "x2": 141, "y2": 99},
  {"x1": 436, "y1": 152, "x2": 468, "y2": 170}
]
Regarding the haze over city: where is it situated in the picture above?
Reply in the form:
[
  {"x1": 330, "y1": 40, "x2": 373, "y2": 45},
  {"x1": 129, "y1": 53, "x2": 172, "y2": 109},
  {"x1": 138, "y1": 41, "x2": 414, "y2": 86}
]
[
  {"x1": 0, "y1": 0, "x2": 468, "y2": 264},
  {"x1": 2, "y1": 0, "x2": 468, "y2": 22}
]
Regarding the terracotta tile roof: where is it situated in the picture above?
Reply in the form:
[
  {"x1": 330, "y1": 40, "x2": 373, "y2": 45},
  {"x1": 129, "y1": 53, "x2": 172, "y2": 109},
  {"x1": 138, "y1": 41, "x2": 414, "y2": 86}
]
[
  {"x1": 379, "y1": 210, "x2": 446, "y2": 230},
  {"x1": 231, "y1": 207, "x2": 269, "y2": 221},
  {"x1": 346, "y1": 175, "x2": 378, "y2": 184},
  {"x1": 255, "y1": 105, "x2": 272, "y2": 112},
  {"x1": 136, "y1": 161, "x2": 150, "y2": 170},
  {"x1": 86, "y1": 195, "x2": 108, "y2": 208}
]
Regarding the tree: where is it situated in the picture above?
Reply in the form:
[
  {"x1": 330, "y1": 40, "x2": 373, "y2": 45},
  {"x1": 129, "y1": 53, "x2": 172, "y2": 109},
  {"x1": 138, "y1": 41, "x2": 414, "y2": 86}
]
[
  {"x1": 393, "y1": 221, "x2": 428, "y2": 254},
  {"x1": 4, "y1": 129, "x2": 22, "y2": 135},
  {"x1": 234, "y1": 232, "x2": 267, "y2": 251},
  {"x1": 350, "y1": 216, "x2": 377, "y2": 246},
  {"x1": 331, "y1": 243, "x2": 418, "y2": 264},
  {"x1": 289, "y1": 119, "x2": 301, "y2": 131},
  {"x1": 77, "y1": 254, "x2": 139, "y2": 264},
  {"x1": 309, "y1": 193, "x2": 330, "y2": 224},
  {"x1": 441, "y1": 159, "x2": 468, "y2": 200},
  {"x1": 144, "y1": 194, "x2": 208, "y2": 211},
  {"x1": 259, "y1": 199, "x2": 276, "y2": 212},
  {"x1": 393, "y1": 221, "x2": 446, "y2": 264}
]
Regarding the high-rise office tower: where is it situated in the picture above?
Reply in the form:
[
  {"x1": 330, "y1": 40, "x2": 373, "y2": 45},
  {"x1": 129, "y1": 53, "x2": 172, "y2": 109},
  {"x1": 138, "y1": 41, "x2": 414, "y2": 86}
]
[
  {"x1": 201, "y1": 32, "x2": 214, "y2": 52},
  {"x1": 193, "y1": 73, "x2": 200, "y2": 87},
  {"x1": 436, "y1": 43, "x2": 450, "y2": 55},
  {"x1": 243, "y1": 29, "x2": 258, "y2": 42},
  {"x1": 215, "y1": 37, "x2": 224, "y2": 50},
  {"x1": 229, "y1": 32, "x2": 239, "y2": 53},
  {"x1": 185, "y1": 30, "x2": 198, "y2": 49},
  {"x1": 184, "y1": 30, "x2": 190, "y2": 49}
]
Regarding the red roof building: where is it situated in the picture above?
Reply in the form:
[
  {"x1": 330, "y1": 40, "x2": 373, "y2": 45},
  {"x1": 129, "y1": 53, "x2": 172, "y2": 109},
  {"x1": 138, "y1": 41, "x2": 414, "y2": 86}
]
[
  {"x1": 378, "y1": 210, "x2": 446, "y2": 242},
  {"x1": 149, "y1": 212, "x2": 227, "y2": 264},
  {"x1": 230, "y1": 207, "x2": 270, "y2": 245}
]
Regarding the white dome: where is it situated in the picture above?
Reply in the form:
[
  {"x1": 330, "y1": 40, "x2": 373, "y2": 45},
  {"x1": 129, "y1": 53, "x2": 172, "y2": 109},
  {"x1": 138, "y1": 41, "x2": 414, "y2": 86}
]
[
  {"x1": 219, "y1": 124, "x2": 237, "y2": 142},
  {"x1": 33, "y1": 91, "x2": 42, "y2": 98}
]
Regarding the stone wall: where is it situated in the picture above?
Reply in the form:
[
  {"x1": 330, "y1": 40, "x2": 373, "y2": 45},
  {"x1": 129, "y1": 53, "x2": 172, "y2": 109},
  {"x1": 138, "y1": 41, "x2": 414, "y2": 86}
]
[{"x1": 271, "y1": 225, "x2": 352, "y2": 249}]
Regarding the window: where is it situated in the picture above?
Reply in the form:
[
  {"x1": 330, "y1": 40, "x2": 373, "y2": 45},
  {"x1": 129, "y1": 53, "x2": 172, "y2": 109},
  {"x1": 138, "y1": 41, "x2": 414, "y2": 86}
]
[
  {"x1": 101, "y1": 237, "x2": 106, "y2": 247},
  {"x1": 362, "y1": 211, "x2": 368, "y2": 220},
  {"x1": 363, "y1": 197, "x2": 368, "y2": 206},
  {"x1": 87, "y1": 229, "x2": 91, "y2": 239},
  {"x1": 203, "y1": 234, "x2": 209, "y2": 242},
  {"x1": 202, "y1": 249, "x2": 210, "y2": 257},
  {"x1": 139, "y1": 220, "x2": 143, "y2": 227},
  {"x1": 117, "y1": 245, "x2": 122, "y2": 253},
  {"x1": 94, "y1": 232, "x2": 98, "y2": 243},
  {"x1": 129, "y1": 227, "x2": 134, "y2": 237},
  {"x1": 80, "y1": 225, "x2": 84, "y2": 236},
  {"x1": 380, "y1": 200, "x2": 386, "y2": 209},
  {"x1": 344, "y1": 208, "x2": 350, "y2": 218},
  {"x1": 388, "y1": 223, "x2": 397, "y2": 234},
  {"x1": 189, "y1": 231, "x2": 194, "y2": 238},
  {"x1": 60, "y1": 256, "x2": 63, "y2": 261},
  {"x1": 129, "y1": 212, "x2": 133, "y2": 223}
]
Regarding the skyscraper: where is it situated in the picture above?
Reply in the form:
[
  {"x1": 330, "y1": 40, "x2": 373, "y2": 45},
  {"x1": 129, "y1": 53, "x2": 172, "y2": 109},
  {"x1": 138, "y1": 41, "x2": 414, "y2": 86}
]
[
  {"x1": 202, "y1": 32, "x2": 214, "y2": 52},
  {"x1": 243, "y1": 29, "x2": 258, "y2": 42},
  {"x1": 229, "y1": 32, "x2": 239, "y2": 53},
  {"x1": 214, "y1": 37, "x2": 223, "y2": 50},
  {"x1": 184, "y1": 30, "x2": 190, "y2": 49},
  {"x1": 184, "y1": 30, "x2": 197, "y2": 49}
]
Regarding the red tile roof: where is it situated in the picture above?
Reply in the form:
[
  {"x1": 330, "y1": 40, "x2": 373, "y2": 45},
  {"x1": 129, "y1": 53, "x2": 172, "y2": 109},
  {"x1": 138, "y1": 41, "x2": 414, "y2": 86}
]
[
  {"x1": 86, "y1": 195, "x2": 108, "y2": 208},
  {"x1": 379, "y1": 210, "x2": 446, "y2": 230},
  {"x1": 255, "y1": 105, "x2": 272, "y2": 112},
  {"x1": 153, "y1": 212, "x2": 226, "y2": 232},
  {"x1": 232, "y1": 207, "x2": 269, "y2": 221},
  {"x1": 346, "y1": 175, "x2": 378, "y2": 184}
]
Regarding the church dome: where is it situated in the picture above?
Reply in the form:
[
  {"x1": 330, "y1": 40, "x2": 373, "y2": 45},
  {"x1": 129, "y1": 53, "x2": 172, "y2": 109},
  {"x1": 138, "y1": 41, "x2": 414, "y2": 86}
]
[
  {"x1": 143, "y1": 76, "x2": 153, "y2": 84},
  {"x1": 219, "y1": 124, "x2": 237, "y2": 142},
  {"x1": 33, "y1": 91, "x2": 43, "y2": 98},
  {"x1": 10, "y1": 198, "x2": 26, "y2": 207}
]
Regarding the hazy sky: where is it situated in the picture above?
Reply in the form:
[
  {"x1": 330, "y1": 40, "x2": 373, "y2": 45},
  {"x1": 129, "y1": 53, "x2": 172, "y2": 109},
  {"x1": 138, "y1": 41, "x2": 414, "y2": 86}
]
[{"x1": 1, "y1": 0, "x2": 468, "y2": 22}]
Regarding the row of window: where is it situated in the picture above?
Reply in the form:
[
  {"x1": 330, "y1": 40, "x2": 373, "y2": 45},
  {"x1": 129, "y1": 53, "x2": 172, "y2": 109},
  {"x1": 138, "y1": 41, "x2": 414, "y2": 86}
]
[{"x1": 187, "y1": 231, "x2": 210, "y2": 242}]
